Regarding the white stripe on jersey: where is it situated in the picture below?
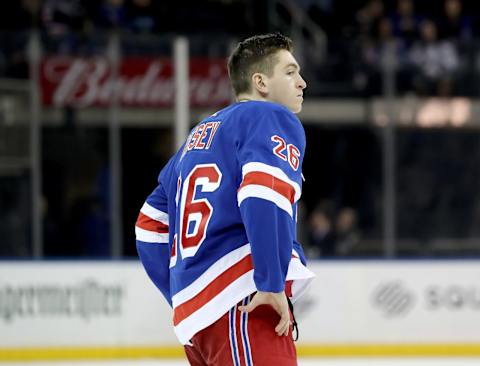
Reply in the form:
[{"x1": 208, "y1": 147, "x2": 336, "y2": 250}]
[
  {"x1": 135, "y1": 226, "x2": 169, "y2": 243},
  {"x1": 241, "y1": 162, "x2": 301, "y2": 202},
  {"x1": 173, "y1": 271, "x2": 255, "y2": 345},
  {"x1": 172, "y1": 244, "x2": 251, "y2": 307},
  {"x1": 172, "y1": 247, "x2": 314, "y2": 345},
  {"x1": 237, "y1": 184, "x2": 293, "y2": 217},
  {"x1": 140, "y1": 202, "x2": 169, "y2": 225}
]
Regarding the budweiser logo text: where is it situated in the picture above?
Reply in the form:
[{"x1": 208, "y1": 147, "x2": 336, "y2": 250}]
[{"x1": 40, "y1": 57, "x2": 232, "y2": 108}]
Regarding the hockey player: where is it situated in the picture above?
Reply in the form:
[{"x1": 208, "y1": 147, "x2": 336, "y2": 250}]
[{"x1": 136, "y1": 33, "x2": 315, "y2": 365}]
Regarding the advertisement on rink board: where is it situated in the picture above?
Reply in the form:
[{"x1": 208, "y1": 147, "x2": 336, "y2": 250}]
[
  {"x1": 40, "y1": 56, "x2": 232, "y2": 108},
  {"x1": 295, "y1": 261, "x2": 480, "y2": 344},
  {"x1": 1, "y1": 260, "x2": 480, "y2": 351},
  {"x1": 0, "y1": 261, "x2": 175, "y2": 347}
]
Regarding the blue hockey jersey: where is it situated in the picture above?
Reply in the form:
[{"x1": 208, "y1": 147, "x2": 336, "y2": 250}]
[{"x1": 136, "y1": 100, "x2": 314, "y2": 344}]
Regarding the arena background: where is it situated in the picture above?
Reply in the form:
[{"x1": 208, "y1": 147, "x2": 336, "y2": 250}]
[{"x1": 1, "y1": 0, "x2": 480, "y2": 365}]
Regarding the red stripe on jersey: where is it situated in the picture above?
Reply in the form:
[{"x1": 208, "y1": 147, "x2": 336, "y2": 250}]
[
  {"x1": 136, "y1": 212, "x2": 169, "y2": 233},
  {"x1": 239, "y1": 171, "x2": 295, "y2": 204},
  {"x1": 173, "y1": 254, "x2": 254, "y2": 326}
]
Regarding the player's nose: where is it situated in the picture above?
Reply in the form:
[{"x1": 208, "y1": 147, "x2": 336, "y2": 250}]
[{"x1": 297, "y1": 74, "x2": 307, "y2": 90}]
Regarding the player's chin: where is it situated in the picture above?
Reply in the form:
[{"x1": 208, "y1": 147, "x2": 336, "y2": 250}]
[{"x1": 291, "y1": 103, "x2": 303, "y2": 114}]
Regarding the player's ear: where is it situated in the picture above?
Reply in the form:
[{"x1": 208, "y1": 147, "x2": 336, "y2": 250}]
[{"x1": 251, "y1": 72, "x2": 268, "y2": 95}]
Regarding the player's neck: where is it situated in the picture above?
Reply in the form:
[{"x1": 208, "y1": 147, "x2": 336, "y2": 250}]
[{"x1": 236, "y1": 93, "x2": 268, "y2": 103}]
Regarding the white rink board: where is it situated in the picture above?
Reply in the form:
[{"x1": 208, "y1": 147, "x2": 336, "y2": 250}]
[
  {"x1": 1, "y1": 260, "x2": 480, "y2": 348},
  {"x1": 295, "y1": 260, "x2": 480, "y2": 344},
  {"x1": 0, "y1": 261, "x2": 176, "y2": 347}
]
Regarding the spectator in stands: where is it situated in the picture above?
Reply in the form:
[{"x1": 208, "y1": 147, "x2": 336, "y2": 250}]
[
  {"x1": 363, "y1": 16, "x2": 408, "y2": 65},
  {"x1": 438, "y1": 0, "x2": 473, "y2": 42},
  {"x1": 95, "y1": 0, "x2": 128, "y2": 30},
  {"x1": 307, "y1": 202, "x2": 336, "y2": 257},
  {"x1": 41, "y1": 0, "x2": 90, "y2": 53},
  {"x1": 408, "y1": 19, "x2": 460, "y2": 95},
  {"x1": 360, "y1": 17, "x2": 409, "y2": 94},
  {"x1": 307, "y1": 203, "x2": 362, "y2": 257},
  {"x1": 389, "y1": 0, "x2": 422, "y2": 47},
  {"x1": 335, "y1": 207, "x2": 360, "y2": 255},
  {"x1": 126, "y1": 0, "x2": 157, "y2": 34},
  {"x1": 42, "y1": 0, "x2": 88, "y2": 36},
  {"x1": 355, "y1": 0, "x2": 385, "y2": 41}
]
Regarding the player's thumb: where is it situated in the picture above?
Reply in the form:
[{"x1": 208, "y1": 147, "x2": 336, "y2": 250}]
[{"x1": 238, "y1": 297, "x2": 259, "y2": 313}]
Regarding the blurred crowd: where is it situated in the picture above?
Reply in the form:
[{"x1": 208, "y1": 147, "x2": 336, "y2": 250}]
[
  {"x1": 306, "y1": 202, "x2": 361, "y2": 258},
  {"x1": 0, "y1": 0, "x2": 254, "y2": 77},
  {"x1": 293, "y1": 0, "x2": 479, "y2": 97},
  {"x1": 0, "y1": 0, "x2": 252, "y2": 36},
  {"x1": 1, "y1": 0, "x2": 480, "y2": 96},
  {"x1": 2, "y1": 0, "x2": 480, "y2": 258},
  {"x1": 354, "y1": 0, "x2": 473, "y2": 96}
]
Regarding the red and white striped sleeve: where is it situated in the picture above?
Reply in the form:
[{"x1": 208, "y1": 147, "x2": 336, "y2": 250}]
[
  {"x1": 135, "y1": 201, "x2": 169, "y2": 243},
  {"x1": 136, "y1": 178, "x2": 172, "y2": 305},
  {"x1": 237, "y1": 161, "x2": 301, "y2": 218},
  {"x1": 234, "y1": 104, "x2": 305, "y2": 293}
]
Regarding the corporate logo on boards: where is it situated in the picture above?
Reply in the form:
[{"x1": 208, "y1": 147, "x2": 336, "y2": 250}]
[
  {"x1": 371, "y1": 280, "x2": 480, "y2": 318},
  {"x1": 426, "y1": 285, "x2": 480, "y2": 310},
  {"x1": 371, "y1": 280, "x2": 416, "y2": 317},
  {"x1": 0, "y1": 279, "x2": 124, "y2": 323},
  {"x1": 40, "y1": 57, "x2": 233, "y2": 108}
]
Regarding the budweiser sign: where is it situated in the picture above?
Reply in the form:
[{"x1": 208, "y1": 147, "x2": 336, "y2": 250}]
[{"x1": 40, "y1": 57, "x2": 233, "y2": 108}]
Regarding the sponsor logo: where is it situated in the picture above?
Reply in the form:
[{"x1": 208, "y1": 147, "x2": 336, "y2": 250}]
[
  {"x1": 426, "y1": 285, "x2": 480, "y2": 310},
  {"x1": 372, "y1": 281, "x2": 415, "y2": 317},
  {"x1": 40, "y1": 57, "x2": 232, "y2": 108},
  {"x1": 0, "y1": 279, "x2": 124, "y2": 323}
]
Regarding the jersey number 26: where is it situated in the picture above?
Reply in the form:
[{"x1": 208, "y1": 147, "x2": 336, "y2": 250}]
[
  {"x1": 171, "y1": 164, "x2": 222, "y2": 267},
  {"x1": 271, "y1": 135, "x2": 300, "y2": 171}
]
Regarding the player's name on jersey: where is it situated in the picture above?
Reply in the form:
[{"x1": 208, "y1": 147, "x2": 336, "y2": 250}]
[{"x1": 186, "y1": 121, "x2": 221, "y2": 151}]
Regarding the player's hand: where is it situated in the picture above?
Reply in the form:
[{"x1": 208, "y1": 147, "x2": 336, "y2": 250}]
[{"x1": 238, "y1": 291, "x2": 290, "y2": 336}]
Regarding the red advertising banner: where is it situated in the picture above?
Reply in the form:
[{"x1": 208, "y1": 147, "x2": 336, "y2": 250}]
[{"x1": 40, "y1": 57, "x2": 232, "y2": 108}]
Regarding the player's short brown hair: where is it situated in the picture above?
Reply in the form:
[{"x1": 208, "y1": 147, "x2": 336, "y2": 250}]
[{"x1": 227, "y1": 33, "x2": 293, "y2": 96}]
